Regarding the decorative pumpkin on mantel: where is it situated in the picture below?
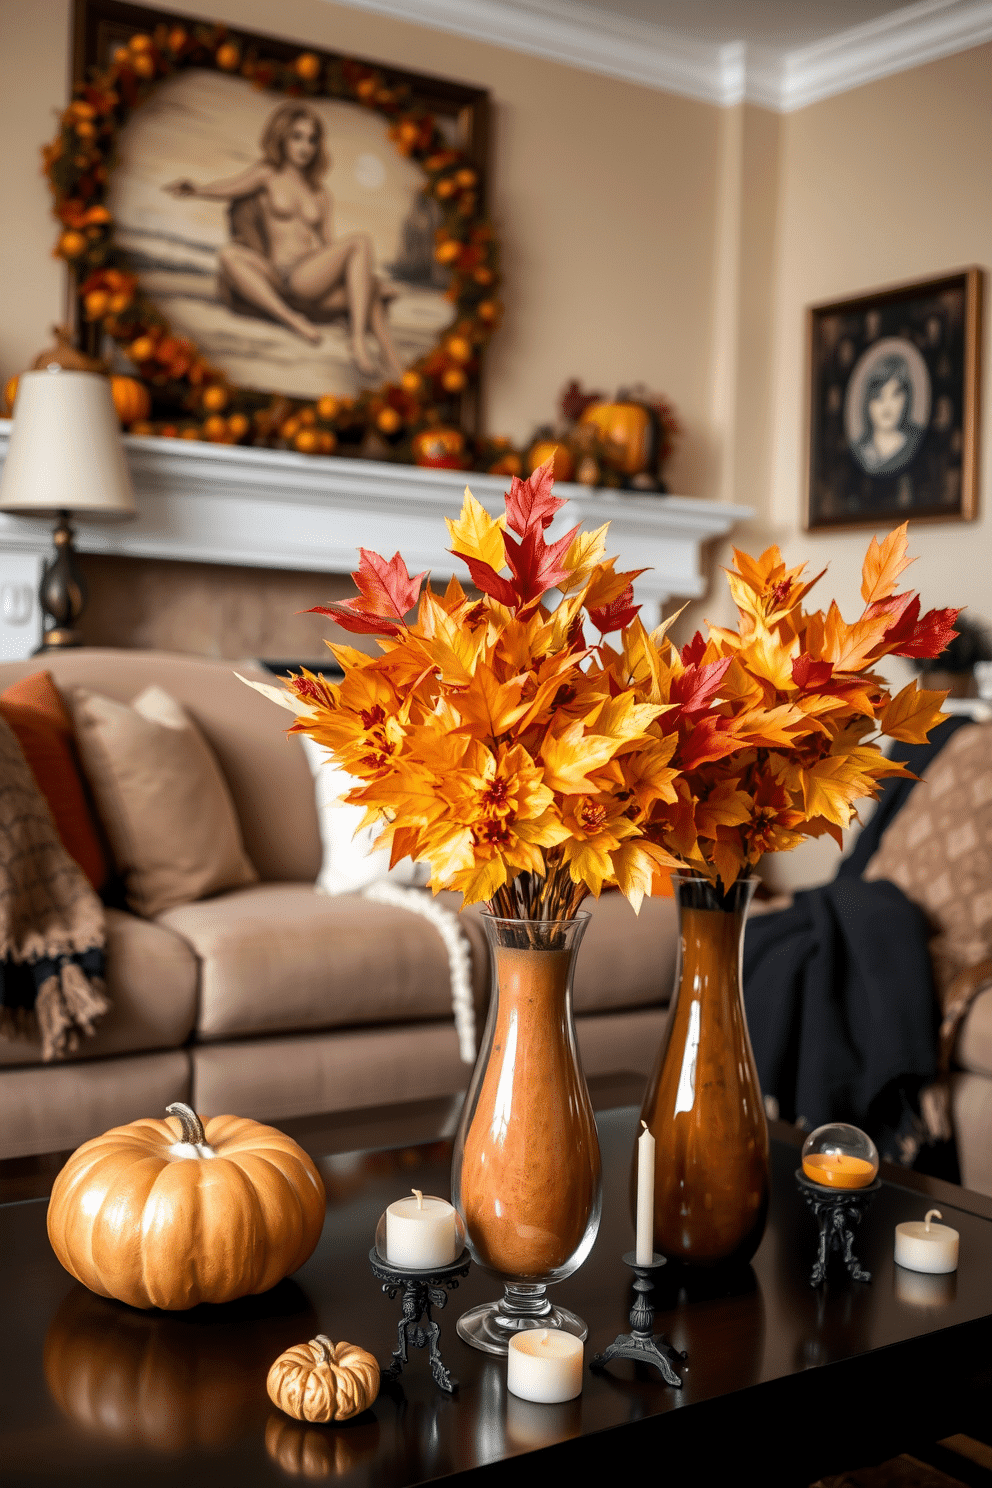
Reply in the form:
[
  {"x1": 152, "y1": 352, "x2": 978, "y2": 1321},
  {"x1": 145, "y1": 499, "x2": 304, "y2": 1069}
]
[{"x1": 47, "y1": 1103, "x2": 326, "y2": 1309}]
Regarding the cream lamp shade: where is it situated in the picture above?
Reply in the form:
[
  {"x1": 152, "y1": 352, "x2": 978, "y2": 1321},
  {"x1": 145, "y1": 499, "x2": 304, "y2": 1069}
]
[{"x1": 0, "y1": 368, "x2": 136, "y2": 517}]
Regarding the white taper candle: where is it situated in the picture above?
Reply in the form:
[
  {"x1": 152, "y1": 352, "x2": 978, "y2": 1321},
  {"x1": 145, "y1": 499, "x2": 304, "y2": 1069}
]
[{"x1": 635, "y1": 1119, "x2": 655, "y2": 1265}]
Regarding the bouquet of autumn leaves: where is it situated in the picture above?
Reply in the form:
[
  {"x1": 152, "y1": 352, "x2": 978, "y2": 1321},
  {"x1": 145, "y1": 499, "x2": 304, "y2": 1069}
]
[{"x1": 270, "y1": 463, "x2": 956, "y2": 914}]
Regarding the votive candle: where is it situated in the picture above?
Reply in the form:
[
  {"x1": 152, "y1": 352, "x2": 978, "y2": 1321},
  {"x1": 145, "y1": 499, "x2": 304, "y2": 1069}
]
[
  {"x1": 385, "y1": 1189, "x2": 458, "y2": 1268},
  {"x1": 894, "y1": 1209, "x2": 959, "y2": 1274},
  {"x1": 507, "y1": 1329, "x2": 583, "y2": 1403}
]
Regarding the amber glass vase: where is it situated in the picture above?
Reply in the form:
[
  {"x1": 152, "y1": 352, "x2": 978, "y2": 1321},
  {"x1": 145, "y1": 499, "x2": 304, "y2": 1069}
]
[
  {"x1": 451, "y1": 913, "x2": 601, "y2": 1354},
  {"x1": 639, "y1": 875, "x2": 769, "y2": 1267}
]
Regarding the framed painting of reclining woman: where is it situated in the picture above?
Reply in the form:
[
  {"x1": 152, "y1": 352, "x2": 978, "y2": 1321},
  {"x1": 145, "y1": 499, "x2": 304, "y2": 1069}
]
[
  {"x1": 805, "y1": 269, "x2": 982, "y2": 531},
  {"x1": 63, "y1": 0, "x2": 494, "y2": 452}
]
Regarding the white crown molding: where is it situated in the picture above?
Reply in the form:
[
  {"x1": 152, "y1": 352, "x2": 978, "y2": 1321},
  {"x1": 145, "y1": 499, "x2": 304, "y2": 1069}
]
[
  {"x1": 323, "y1": 0, "x2": 992, "y2": 111},
  {"x1": 765, "y1": 0, "x2": 992, "y2": 111},
  {"x1": 0, "y1": 421, "x2": 750, "y2": 657}
]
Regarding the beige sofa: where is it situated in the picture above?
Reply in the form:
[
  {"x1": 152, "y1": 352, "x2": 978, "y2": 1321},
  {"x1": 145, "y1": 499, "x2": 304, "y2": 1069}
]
[{"x1": 0, "y1": 649, "x2": 678, "y2": 1159}]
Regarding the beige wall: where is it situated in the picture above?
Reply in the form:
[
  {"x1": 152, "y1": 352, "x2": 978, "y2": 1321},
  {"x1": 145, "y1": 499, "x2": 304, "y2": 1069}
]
[
  {"x1": 2, "y1": 5, "x2": 989, "y2": 883},
  {"x1": 0, "y1": 0, "x2": 723, "y2": 497}
]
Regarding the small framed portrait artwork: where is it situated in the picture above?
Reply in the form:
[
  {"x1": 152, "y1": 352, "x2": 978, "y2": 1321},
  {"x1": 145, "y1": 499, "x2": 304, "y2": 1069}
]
[{"x1": 806, "y1": 269, "x2": 982, "y2": 530}]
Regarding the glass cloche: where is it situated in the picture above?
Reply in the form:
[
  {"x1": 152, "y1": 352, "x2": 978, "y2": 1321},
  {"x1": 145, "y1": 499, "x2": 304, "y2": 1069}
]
[{"x1": 801, "y1": 1124, "x2": 879, "y2": 1189}]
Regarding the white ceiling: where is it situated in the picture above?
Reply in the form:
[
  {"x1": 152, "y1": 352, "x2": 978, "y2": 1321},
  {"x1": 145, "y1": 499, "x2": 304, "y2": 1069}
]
[{"x1": 327, "y1": 0, "x2": 992, "y2": 109}]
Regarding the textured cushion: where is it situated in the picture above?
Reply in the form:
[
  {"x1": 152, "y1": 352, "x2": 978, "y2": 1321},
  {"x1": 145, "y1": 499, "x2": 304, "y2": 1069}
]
[
  {"x1": 158, "y1": 883, "x2": 461, "y2": 1040},
  {"x1": 0, "y1": 909, "x2": 199, "y2": 1067},
  {"x1": 0, "y1": 670, "x2": 109, "y2": 891},
  {"x1": 864, "y1": 723, "x2": 992, "y2": 1003},
  {"x1": 70, "y1": 684, "x2": 257, "y2": 918},
  {"x1": 300, "y1": 735, "x2": 428, "y2": 894}
]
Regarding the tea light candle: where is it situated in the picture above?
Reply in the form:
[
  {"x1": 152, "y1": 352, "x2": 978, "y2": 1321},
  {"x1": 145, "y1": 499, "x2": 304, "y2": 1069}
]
[
  {"x1": 894, "y1": 1209, "x2": 959, "y2": 1274},
  {"x1": 507, "y1": 1329, "x2": 583, "y2": 1403},
  {"x1": 635, "y1": 1120, "x2": 655, "y2": 1265},
  {"x1": 802, "y1": 1152, "x2": 877, "y2": 1188},
  {"x1": 385, "y1": 1189, "x2": 458, "y2": 1268}
]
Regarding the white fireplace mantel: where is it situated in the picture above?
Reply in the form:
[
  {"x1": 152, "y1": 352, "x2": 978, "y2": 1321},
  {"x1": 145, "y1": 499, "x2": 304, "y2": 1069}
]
[{"x1": 0, "y1": 418, "x2": 751, "y2": 657}]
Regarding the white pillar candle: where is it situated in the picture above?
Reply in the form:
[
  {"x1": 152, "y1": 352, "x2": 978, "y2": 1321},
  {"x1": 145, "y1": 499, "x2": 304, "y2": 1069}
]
[
  {"x1": 507, "y1": 1329, "x2": 583, "y2": 1403},
  {"x1": 385, "y1": 1189, "x2": 458, "y2": 1269},
  {"x1": 894, "y1": 1209, "x2": 959, "y2": 1274},
  {"x1": 635, "y1": 1119, "x2": 655, "y2": 1265}
]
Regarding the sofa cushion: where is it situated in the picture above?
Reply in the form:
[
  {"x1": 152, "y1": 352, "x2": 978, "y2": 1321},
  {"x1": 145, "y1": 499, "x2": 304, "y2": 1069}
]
[
  {"x1": 70, "y1": 684, "x2": 257, "y2": 917},
  {"x1": 0, "y1": 670, "x2": 109, "y2": 891},
  {"x1": 956, "y1": 985, "x2": 992, "y2": 1078},
  {"x1": 0, "y1": 909, "x2": 199, "y2": 1067},
  {"x1": 0, "y1": 1050, "x2": 191, "y2": 1160},
  {"x1": 158, "y1": 883, "x2": 461, "y2": 1041},
  {"x1": 0, "y1": 652, "x2": 322, "y2": 884},
  {"x1": 191, "y1": 1023, "x2": 467, "y2": 1122}
]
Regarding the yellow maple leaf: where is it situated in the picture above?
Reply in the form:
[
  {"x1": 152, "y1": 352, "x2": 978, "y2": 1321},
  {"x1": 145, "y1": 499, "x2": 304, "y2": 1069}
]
[
  {"x1": 445, "y1": 487, "x2": 506, "y2": 571},
  {"x1": 861, "y1": 522, "x2": 914, "y2": 604},
  {"x1": 880, "y1": 682, "x2": 949, "y2": 743},
  {"x1": 541, "y1": 719, "x2": 620, "y2": 793},
  {"x1": 559, "y1": 523, "x2": 610, "y2": 594}
]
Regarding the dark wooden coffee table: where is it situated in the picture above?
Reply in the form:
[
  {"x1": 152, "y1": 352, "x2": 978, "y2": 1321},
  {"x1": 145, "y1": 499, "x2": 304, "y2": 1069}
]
[{"x1": 3, "y1": 1074, "x2": 991, "y2": 1486}]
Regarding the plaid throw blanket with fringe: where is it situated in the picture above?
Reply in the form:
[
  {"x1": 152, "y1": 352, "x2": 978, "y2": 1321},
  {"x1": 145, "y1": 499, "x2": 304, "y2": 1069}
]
[{"x1": 0, "y1": 715, "x2": 108, "y2": 1059}]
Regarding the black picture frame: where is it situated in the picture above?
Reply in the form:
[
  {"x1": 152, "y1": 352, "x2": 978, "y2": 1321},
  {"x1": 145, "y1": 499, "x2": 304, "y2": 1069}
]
[{"x1": 805, "y1": 268, "x2": 982, "y2": 531}]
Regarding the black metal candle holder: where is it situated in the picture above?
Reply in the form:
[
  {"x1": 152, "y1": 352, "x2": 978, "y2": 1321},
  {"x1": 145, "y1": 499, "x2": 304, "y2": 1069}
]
[
  {"x1": 369, "y1": 1247, "x2": 472, "y2": 1393},
  {"x1": 795, "y1": 1170, "x2": 882, "y2": 1287},
  {"x1": 590, "y1": 1252, "x2": 685, "y2": 1387}
]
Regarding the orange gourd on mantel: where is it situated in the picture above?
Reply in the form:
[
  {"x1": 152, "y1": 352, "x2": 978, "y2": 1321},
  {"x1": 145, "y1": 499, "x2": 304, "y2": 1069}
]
[
  {"x1": 46, "y1": 1102, "x2": 326, "y2": 1309},
  {"x1": 267, "y1": 1335, "x2": 380, "y2": 1423},
  {"x1": 109, "y1": 374, "x2": 151, "y2": 426},
  {"x1": 579, "y1": 399, "x2": 654, "y2": 477}
]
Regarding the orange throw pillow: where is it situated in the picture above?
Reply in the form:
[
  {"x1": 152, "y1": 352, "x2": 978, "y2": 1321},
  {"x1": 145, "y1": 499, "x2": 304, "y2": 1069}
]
[{"x1": 0, "y1": 670, "x2": 110, "y2": 891}]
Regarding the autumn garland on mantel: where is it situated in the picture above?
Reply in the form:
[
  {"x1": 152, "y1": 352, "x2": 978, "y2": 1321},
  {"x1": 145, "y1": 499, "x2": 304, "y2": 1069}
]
[
  {"x1": 274, "y1": 462, "x2": 957, "y2": 916},
  {"x1": 41, "y1": 21, "x2": 499, "y2": 454}
]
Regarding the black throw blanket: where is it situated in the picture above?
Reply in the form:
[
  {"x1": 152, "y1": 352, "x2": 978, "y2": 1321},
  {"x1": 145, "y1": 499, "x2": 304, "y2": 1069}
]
[
  {"x1": 743, "y1": 879, "x2": 937, "y2": 1151},
  {"x1": 743, "y1": 718, "x2": 970, "y2": 1164}
]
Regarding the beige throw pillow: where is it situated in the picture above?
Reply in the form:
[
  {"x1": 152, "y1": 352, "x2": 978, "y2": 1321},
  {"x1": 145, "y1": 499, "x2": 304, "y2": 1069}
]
[{"x1": 71, "y1": 684, "x2": 258, "y2": 918}]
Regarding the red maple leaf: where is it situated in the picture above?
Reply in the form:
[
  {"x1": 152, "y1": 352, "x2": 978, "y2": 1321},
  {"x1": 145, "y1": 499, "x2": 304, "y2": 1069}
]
[
  {"x1": 504, "y1": 461, "x2": 567, "y2": 537},
  {"x1": 677, "y1": 715, "x2": 747, "y2": 769},
  {"x1": 458, "y1": 554, "x2": 519, "y2": 609},
  {"x1": 306, "y1": 548, "x2": 426, "y2": 635},
  {"x1": 681, "y1": 632, "x2": 707, "y2": 666},
  {"x1": 502, "y1": 523, "x2": 580, "y2": 607},
  {"x1": 669, "y1": 658, "x2": 733, "y2": 718},
  {"x1": 791, "y1": 654, "x2": 834, "y2": 689},
  {"x1": 894, "y1": 606, "x2": 960, "y2": 659},
  {"x1": 588, "y1": 583, "x2": 641, "y2": 634}
]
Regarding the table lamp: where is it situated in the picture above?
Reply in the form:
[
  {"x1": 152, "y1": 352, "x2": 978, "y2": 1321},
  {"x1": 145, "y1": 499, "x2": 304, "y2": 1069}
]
[{"x1": 0, "y1": 367, "x2": 136, "y2": 648}]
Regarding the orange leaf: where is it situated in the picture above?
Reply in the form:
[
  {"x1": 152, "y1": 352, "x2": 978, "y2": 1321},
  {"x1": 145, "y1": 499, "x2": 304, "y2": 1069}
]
[
  {"x1": 880, "y1": 682, "x2": 949, "y2": 744},
  {"x1": 860, "y1": 522, "x2": 914, "y2": 604}
]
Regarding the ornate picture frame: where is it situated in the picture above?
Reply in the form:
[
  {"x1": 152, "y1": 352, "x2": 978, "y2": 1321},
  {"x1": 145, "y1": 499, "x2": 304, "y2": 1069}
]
[
  {"x1": 805, "y1": 268, "x2": 982, "y2": 531},
  {"x1": 53, "y1": 0, "x2": 496, "y2": 460}
]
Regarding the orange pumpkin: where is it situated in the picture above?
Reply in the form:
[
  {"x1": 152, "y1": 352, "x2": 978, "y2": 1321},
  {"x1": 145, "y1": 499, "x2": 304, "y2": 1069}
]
[
  {"x1": 4, "y1": 375, "x2": 18, "y2": 414},
  {"x1": 47, "y1": 1102, "x2": 326, "y2": 1310},
  {"x1": 267, "y1": 1336, "x2": 379, "y2": 1423},
  {"x1": 44, "y1": 1283, "x2": 318, "y2": 1453},
  {"x1": 412, "y1": 427, "x2": 466, "y2": 469},
  {"x1": 579, "y1": 400, "x2": 655, "y2": 477},
  {"x1": 527, "y1": 441, "x2": 574, "y2": 482},
  {"x1": 110, "y1": 375, "x2": 151, "y2": 425}
]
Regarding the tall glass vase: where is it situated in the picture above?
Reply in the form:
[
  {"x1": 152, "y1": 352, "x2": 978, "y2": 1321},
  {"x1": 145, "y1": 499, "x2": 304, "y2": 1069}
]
[
  {"x1": 451, "y1": 913, "x2": 601, "y2": 1355},
  {"x1": 639, "y1": 875, "x2": 769, "y2": 1267}
]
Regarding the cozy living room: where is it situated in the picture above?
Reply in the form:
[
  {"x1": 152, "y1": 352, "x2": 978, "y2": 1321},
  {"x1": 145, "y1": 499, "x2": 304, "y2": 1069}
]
[{"x1": 1, "y1": 1, "x2": 991, "y2": 1484}]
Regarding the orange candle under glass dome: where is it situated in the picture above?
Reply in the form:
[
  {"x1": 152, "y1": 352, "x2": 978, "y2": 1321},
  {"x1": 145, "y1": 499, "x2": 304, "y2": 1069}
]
[{"x1": 801, "y1": 1124, "x2": 880, "y2": 1190}]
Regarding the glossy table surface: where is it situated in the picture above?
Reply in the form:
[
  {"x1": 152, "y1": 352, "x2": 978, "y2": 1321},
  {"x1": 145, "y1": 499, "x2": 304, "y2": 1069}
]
[{"x1": 3, "y1": 1075, "x2": 991, "y2": 1487}]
